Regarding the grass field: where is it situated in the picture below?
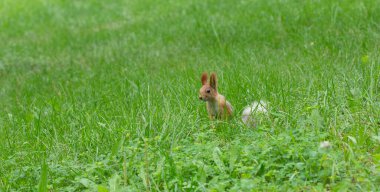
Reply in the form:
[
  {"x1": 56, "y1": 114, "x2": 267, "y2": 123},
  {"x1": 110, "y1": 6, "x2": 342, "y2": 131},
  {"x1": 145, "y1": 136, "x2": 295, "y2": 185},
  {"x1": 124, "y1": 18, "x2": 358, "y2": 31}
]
[{"x1": 1, "y1": 0, "x2": 380, "y2": 191}]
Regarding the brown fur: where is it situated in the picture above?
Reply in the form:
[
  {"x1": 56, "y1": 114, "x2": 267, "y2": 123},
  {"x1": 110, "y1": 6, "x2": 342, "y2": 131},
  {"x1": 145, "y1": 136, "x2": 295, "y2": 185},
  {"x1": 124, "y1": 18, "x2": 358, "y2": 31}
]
[{"x1": 199, "y1": 72, "x2": 233, "y2": 120}]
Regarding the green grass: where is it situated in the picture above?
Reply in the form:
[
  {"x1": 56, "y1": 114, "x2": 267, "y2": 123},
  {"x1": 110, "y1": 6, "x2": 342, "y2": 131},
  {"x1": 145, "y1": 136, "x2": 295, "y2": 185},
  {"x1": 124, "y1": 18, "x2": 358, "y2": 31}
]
[{"x1": 1, "y1": 0, "x2": 380, "y2": 191}]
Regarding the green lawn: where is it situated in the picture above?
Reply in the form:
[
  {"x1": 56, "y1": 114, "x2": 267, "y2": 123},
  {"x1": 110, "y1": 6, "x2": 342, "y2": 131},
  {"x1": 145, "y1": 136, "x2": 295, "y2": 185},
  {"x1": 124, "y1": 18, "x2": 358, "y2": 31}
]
[{"x1": 1, "y1": 0, "x2": 379, "y2": 191}]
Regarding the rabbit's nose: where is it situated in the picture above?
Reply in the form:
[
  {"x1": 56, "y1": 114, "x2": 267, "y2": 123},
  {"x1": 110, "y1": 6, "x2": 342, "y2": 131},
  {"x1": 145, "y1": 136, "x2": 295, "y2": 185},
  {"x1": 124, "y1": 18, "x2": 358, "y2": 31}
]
[{"x1": 199, "y1": 96, "x2": 202, "y2": 100}]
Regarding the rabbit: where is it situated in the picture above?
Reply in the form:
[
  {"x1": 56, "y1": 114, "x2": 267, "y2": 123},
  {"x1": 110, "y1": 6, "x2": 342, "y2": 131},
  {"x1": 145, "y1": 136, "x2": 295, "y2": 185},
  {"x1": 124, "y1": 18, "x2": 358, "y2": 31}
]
[{"x1": 198, "y1": 72, "x2": 233, "y2": 120}]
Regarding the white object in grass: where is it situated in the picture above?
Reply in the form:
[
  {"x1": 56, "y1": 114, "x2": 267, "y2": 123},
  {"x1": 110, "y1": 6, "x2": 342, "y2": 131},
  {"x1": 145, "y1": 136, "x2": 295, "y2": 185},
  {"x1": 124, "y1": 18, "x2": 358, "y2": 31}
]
[
  {"x1": 319, "y1": 141, "x2": 331, "y2": 149},
  {"x1": 241, "y1": 100, "x2": 268, "y2": 127}
]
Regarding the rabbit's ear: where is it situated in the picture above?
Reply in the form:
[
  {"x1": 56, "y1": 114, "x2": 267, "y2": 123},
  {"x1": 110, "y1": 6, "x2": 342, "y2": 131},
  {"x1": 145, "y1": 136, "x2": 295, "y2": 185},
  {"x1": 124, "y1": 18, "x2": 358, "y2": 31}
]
[
  {"x1": 201, "y1": 72, "x2": 208, "y2": 85},
  {"x1": 210, "y1": 73, "x2": 217, "y2": 89}
]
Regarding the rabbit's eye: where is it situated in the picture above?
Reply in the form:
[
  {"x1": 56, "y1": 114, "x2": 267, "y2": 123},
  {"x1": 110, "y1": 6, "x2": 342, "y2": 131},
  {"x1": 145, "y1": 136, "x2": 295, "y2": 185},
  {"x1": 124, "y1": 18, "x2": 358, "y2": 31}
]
[{"x1": 206, "y1": 89, "x2": 211, "y2": 93}]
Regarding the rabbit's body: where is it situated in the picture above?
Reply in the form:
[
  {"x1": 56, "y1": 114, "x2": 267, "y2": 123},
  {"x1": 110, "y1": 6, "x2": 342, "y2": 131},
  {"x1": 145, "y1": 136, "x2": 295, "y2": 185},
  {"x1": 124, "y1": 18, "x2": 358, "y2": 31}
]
[{"x1": 205, "y1": 94, "x2": 233, "y2": 119}]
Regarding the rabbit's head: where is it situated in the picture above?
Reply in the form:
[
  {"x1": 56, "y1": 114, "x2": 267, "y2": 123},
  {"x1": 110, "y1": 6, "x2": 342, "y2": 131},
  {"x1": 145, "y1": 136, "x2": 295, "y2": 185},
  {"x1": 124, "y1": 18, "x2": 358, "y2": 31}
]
[{"x1": 199, "y1": 72, "x2": 218, "y2": 101}]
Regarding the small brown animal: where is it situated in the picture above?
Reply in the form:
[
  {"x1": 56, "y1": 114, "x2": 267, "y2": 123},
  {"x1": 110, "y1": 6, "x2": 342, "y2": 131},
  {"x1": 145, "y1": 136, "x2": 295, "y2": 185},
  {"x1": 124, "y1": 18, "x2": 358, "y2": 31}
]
[{"x1": 198, "y1": 72, "x2": 233, "y2": 120}]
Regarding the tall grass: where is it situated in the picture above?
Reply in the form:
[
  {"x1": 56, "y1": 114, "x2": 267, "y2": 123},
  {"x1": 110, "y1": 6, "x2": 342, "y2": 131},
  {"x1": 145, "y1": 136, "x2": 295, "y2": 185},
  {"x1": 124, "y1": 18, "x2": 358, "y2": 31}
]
[{"x1": 0, "y1": 0, "x2": 379, "y2": 191}]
